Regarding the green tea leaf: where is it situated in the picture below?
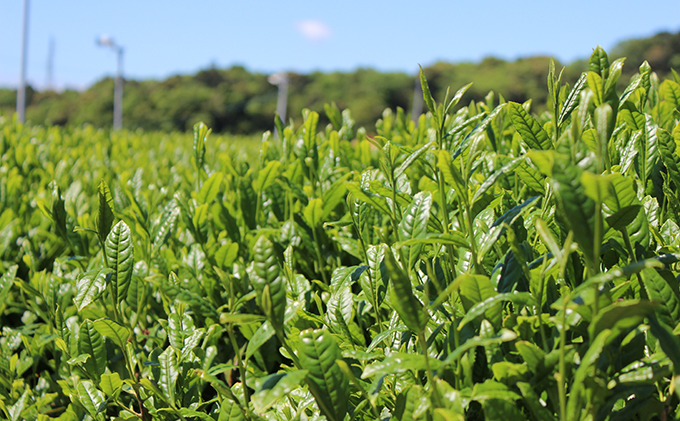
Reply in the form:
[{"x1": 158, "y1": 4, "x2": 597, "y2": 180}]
[
  {"x1": 298, "y1": 329, "x2": 349, "y2": 421},
  {"x1": 76, "y1": 380, "x2": 106, "y2": 421},
  {"x1": 99, "y1": 372, "x2": 122, "y2": 397},
  {"x1": 251, "y1": 370, "x2": 309, "y2": 413},
  {"x1": 198, "y1": 171, "x2": 224, "y2": 204},
  {"x1": 566, "y1": 329, "x2": 611, "y2": 421},
  {"x1": 105, "y1": 220, "x2": 134, "y2": 304},
  {"x1": 362, "y1": 353, "x2": 441, "y2": 378},
  {"x1": 419, "y1": 66, "x2": 437, "y2": 124},
  {"x1": 304, "y1": 198, "x2": 324, "y2": 228},
  {"x1": 92, "y1": 318, "x2": 131, "y2": 350},
  {"x1": 398, "y1": 191, "x2": 432, "y2": 269},
  {"x1": 254, "y1": 160, "x2": 280, "y2": 193},
  {"x1": 384, "y1": 245, "x2": 426, "y2": 334},
  {"x1": 252, "y1": 235, "x2": 286, "y2": 332},
  {"x1": 218, "y1": 398, "x2": 245, "y2": 421},
  {"x1": 641, "y1": 268, "x2": 680, "y2": 328},
  {"x1": 558, "y1": 72, "x2": 587, "y2": 129},
  {"x1": 78, "y1": 320, "x2": 107, "y2": 379},
  {"x1": 74, "y1": 268, "x2": 112, "y2": 311},
  {"x1": 159, "y1": 346, "x2": 179, "y2": 405},
  {"x1": 459, "y1": 292, "x2": 536, "y2": 329},
  {"x1": 508, "y1": 102, "x2": 551, "y2": 150},
  {"x1": 96, "y1": 180, "x2": 115, "y2": 246},
  {"x1": 589, "y1": 300, "x2": 656, "y2": 342}
]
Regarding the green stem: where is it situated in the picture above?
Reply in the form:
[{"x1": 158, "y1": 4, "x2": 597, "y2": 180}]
[
  {"x1": 558, "y1": 297, "x2": 568, "y2": 421},
  {"x1": 227, "y1": 325, "x2": 251, "y2": 419},
  {"x1": 418, "y1": 331, "x2": 442, "y2": 408},
  {"x1": 311, "y1": 227, "x2": 329, "y2": 284}
]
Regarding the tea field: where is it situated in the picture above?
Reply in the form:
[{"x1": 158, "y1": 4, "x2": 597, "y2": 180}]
[{"x1": 2, "y1": 47, "x2": 680, "y2": 420}]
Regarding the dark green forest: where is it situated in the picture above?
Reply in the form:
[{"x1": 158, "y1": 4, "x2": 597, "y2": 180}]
[{"x1": 2, "y1": 30, "x2": 680, "y2": 134}]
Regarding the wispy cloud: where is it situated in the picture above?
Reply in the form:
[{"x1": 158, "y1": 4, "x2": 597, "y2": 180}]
[{"x1": 295, "y1": 20, "x2": 332, "y2": 43}]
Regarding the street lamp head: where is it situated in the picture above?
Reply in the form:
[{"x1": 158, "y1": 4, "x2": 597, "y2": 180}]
[
  {"x1": 268, "y1": 72, "x2": 289, "y2": 86},
  {"x1": 97, "y1": 34, "x2": 116, "y2": 49}
]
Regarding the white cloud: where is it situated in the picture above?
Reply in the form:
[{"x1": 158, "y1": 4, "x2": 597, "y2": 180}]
[{"x1": 295, "y1": 20, "x2": 332, "y2": 43}]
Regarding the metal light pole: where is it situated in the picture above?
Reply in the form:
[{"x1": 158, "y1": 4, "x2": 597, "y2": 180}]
[
  {"x1": 97, "y1": 35, "x2": 124, "y2": 130},
  {"x1": 268, "y1": 72, "x2": 289, "y2": 127},
  {"x1": 17, "y1": 0, "x2": 30, "y2": 123}
]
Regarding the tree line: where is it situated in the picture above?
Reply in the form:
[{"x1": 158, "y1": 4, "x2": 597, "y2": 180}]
[{"x1": 1, "y1": 30, "x2": 678, "y2": 134}]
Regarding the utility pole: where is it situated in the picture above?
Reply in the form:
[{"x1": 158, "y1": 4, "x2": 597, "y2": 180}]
[
  {"x1": 17, "y1": 0, "x2": 30, "y2": 122},
  {"x1": 268, "y1": 72, "x2": 289, "y2": 134},
  {"x1": 97, "y1": 35, "x2": 124, "y2": 130}
]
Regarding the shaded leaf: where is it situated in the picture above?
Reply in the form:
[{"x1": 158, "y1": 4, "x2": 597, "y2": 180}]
[{"x1": 298, "y1": 329, "x2": 349, "y2": 421}]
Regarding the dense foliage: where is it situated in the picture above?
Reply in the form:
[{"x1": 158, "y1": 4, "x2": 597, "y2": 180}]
[
  {"x1": 3, "y1": 46, "x2": 680, "y2": 421},
  {"x1": 3, "y1": 30, "x2": 680, "y2": 134}
]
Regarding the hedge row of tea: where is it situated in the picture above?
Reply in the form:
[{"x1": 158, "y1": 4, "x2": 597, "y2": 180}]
[{"x1": 2, "y1": 47, "x2": 680, "y2": 420}]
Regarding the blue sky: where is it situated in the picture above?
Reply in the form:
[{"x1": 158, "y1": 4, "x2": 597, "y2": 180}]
[{"x1": 2, "y1": 0, "x2": 680, "y2": 90}]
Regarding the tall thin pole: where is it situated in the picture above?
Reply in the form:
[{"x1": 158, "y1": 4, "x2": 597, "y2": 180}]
[
  {"x1": 268, "y1": 72, "x2": 289, "y2": 136},
  {"x1": 97, "y1": 35, "x2": 124, "y2": 130},
  {"x1": 17, "y1": 0, "x2": 30, "y2": 122},
  {"x1": 113, "y1": 47, "x2": 123, "y2": 130}
]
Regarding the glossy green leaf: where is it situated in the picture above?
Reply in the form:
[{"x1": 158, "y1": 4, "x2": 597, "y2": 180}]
[
  {"x1": 193, "y1": 122, "x2": 210, "y2": 170},
  {"x1": 384, "y1": 245, "x2": 426, "y2": 334},
  {"x1": 648, "y1": 316, "x2": 680, "y2": 374},
  {"x1": 218, "y1": 398, "x2": 245, "y2": 421},
  {"x1": 552, "y1": 164, "x2": 596, "y2": 266},
  {"x1": 437, "y1": 150, "x2": 465, "y2": 192},
  {"x1": 96, "y1": 180, "x2": 115, "y2": 246},
  {"x1": 641, "y1": 268, "x2": 680, "y2": 328},
  {"x1": 198, "y1": 171, "x2": 224, "y2": 204},
  {"x1": 516, "y1": 382, "x2": 557, "y2": 421},
  {"x1": 74, "y1": 268, "x2": 112, "y2": 311},
  {"x1": 394, "y1": 386, "x2": 428, "y2": 421},
  {"x1": 304, "y1": 198, "x2": 323, "y2": 228},
  {"x1": 252, "y1": 235, "x2": 286, "y2": 332},
  {"x1": 558, "y1": 72, "x2": 587, "y2": 128},
  {"x1": 92, "y1": 318, "x2": 131, "y2": 350},
  {"x1": 252, "y1": 370, "x2": 309, "y2": 413},
  {"x1": 398, "y1": 191, "x2": 432, "y2": 269},
  {"x1": 603, "y1": 173, "x2": 641, "y2": 230},
  {"x1": 662, "y1": 80, "x2": 680, "y2": 111},
  {"x1": 441, "y1": 329, "x2": 517, "y2": 368},
  {"x1": 472, "y1": 379, "x2": 521, "y2": 402},
  {"x1": 459, "y1": 292, "x2": 536, "y2": 329},
  {"x1": 587, "y1": 71, "x2": 605, "y2": 106},
  {"x1": 419, "y1": 66, "x2": 437, "y2": 124},
  {"x1": 362, "y1": 353, "x2": 441, "y2": 379},
  {"x1": 345, "y1": 182, "x2": 392, "y2": 216},
  {"x1": 160, "y1": 278, "x2": 219, "y2": 318},
  {"x1": 78, "y1": 320, "x2": 107, "y2": 379},
  {"x1": 454, "y1": 274, "x2": 497, "y2": 311},
  {"x1": 76, "y1": 380, "x2": 106, "y2": 421},
  {"x1": 658, "y1": 128, "x2": 680, "y2": 187},
  {"x1": 508, "y1": 102, "x2": 551, "y2": 150},
  {"x1": 589, "y1": 300, "x2": 656, "y2": 342},
  {"x1": 472, "y1": 157, "x2": 522, "y2": 203},
  {"x1": 322, "y1": 172, "x2": 352, "y2": 219},
  {"x1": 254, "y1": 160, "x2": 281, "y2": 193},
  {"x1": 159, "y1": 346, "x2": 179, "y2": 405},
  {"x1": 298, "y1": 329, "x2": 349, "y2": 421},
  {"x1": 566, "y1": 329, "x2": 611, "y2": 421},
  {"x1": 104, "y1": 220, "x2": 134, "y2": 304},
  {"x1": 394, "y1": 141, "x2": 435, "y2": 180},
  {"x1": 99, "y1": 372, "x2": 122, "y2": 397}
]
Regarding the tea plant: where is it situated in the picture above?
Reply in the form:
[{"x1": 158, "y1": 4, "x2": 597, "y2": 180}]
[{"x1": 2, "y1": 46, "x2": 680, "y2": 420}]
